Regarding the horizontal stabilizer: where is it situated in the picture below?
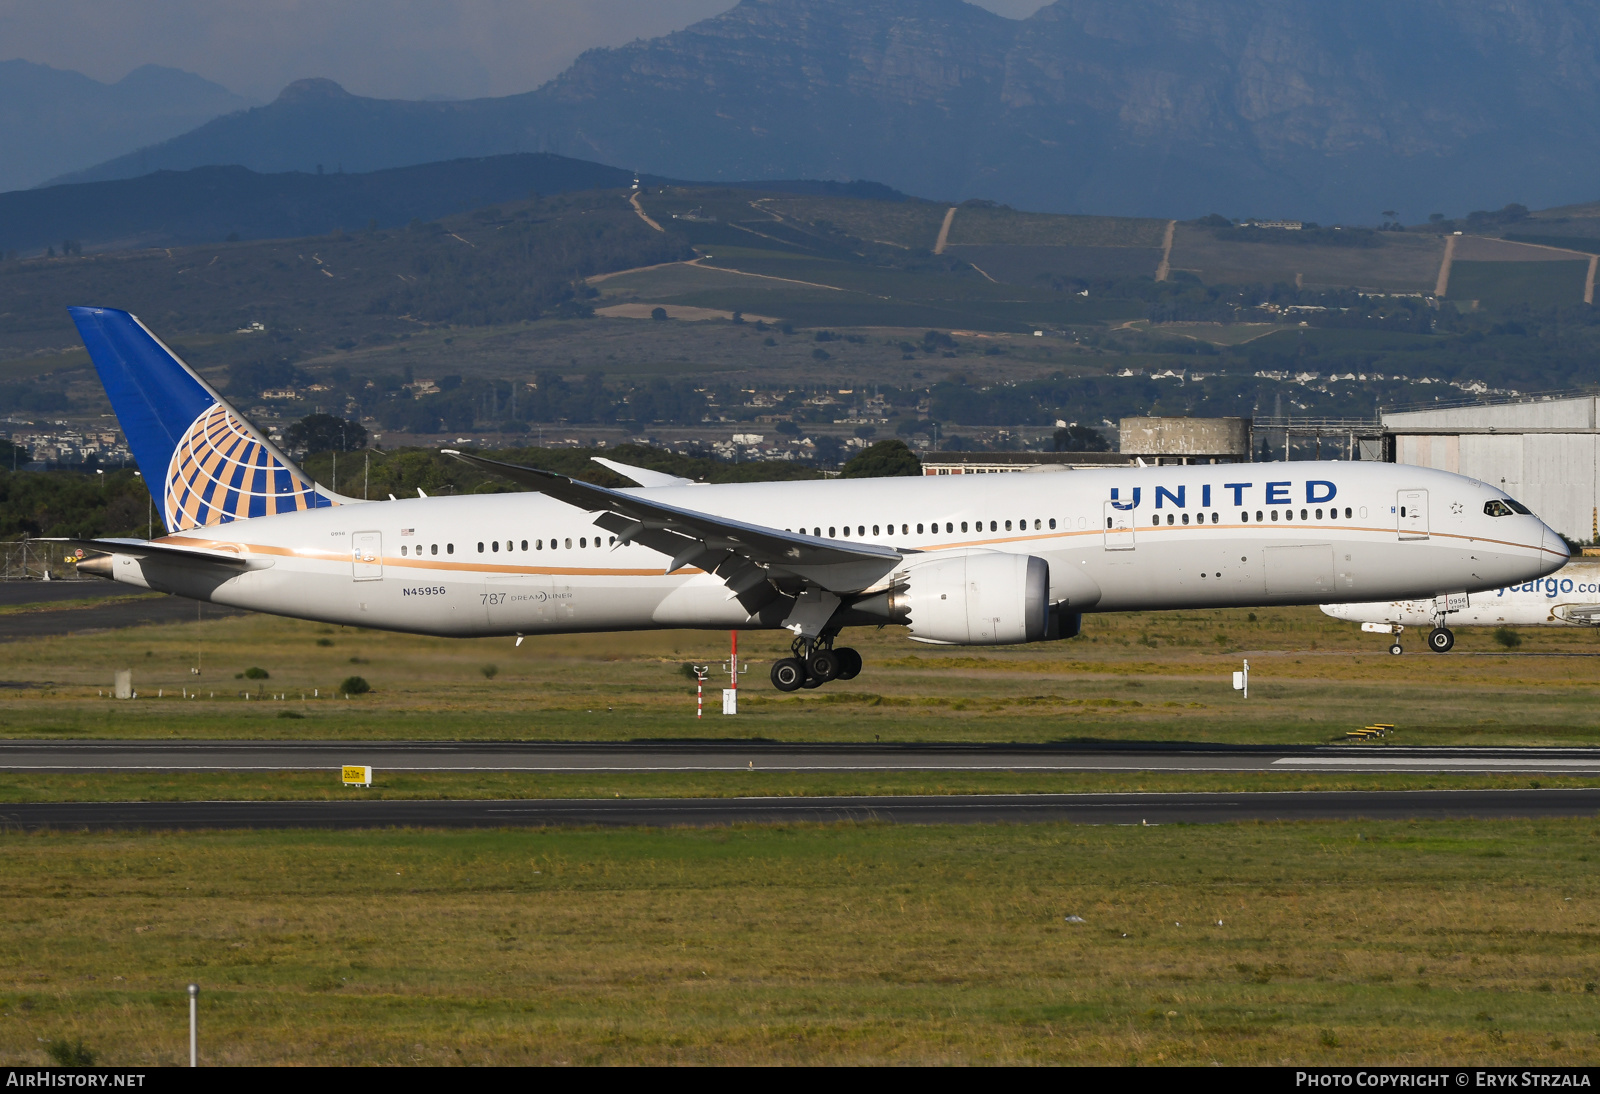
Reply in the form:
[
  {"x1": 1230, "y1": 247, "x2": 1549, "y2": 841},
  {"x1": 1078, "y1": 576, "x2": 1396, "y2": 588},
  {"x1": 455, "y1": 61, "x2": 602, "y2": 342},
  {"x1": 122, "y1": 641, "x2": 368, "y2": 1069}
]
[{"x1": 46, "y1": 537, "x2": 272, "y2": 571}]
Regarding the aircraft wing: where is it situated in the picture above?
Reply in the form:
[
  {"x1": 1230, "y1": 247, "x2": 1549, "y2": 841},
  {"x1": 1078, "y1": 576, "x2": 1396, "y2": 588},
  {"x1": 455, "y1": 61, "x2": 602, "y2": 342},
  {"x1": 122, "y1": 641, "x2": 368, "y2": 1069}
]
[
  {"x1": 44, "y1": 537, "x2": 271, "y2": 570},
  {"x1": 445, "y1": 450, "x2": 903, "y2": 604}
]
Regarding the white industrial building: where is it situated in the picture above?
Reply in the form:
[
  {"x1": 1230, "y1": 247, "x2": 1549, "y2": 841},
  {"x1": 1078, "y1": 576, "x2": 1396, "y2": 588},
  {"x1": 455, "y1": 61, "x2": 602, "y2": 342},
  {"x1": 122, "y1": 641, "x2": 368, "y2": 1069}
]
[{"x1": 1384, "y1": 395, "x2": 1600, "y2": 542}]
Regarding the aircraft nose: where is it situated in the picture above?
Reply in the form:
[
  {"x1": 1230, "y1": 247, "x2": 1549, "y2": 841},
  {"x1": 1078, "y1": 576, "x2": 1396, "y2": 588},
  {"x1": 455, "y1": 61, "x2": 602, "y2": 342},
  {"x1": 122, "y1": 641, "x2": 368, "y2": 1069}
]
[{"x1": 1540, "y1": 522, "x2": 1570, "y2": 573}]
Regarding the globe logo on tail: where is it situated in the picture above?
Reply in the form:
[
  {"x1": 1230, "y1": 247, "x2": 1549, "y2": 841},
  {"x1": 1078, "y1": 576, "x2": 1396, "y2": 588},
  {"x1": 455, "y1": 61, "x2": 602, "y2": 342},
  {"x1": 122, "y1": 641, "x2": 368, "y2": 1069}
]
[{"x1": 164, "y1": 402, "x2": 332, "y2": 530}]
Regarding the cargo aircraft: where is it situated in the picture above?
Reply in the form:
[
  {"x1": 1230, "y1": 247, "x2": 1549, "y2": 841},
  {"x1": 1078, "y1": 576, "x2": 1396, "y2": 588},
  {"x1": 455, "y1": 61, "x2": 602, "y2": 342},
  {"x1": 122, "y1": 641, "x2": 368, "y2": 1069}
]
[
  {"x1": 56, "y1": 307, "x2": 1569, "y2": 690},
  {"x1": 1322, "y1": 560, "x2": 1599, "y2": 654}
]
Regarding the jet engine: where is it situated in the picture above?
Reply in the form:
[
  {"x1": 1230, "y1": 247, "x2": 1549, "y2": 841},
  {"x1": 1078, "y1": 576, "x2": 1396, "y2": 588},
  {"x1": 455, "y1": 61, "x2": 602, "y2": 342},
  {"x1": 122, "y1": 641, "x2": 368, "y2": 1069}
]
[{"x1": 856, "y1": 551, "x2": 1049, "y2": 645}]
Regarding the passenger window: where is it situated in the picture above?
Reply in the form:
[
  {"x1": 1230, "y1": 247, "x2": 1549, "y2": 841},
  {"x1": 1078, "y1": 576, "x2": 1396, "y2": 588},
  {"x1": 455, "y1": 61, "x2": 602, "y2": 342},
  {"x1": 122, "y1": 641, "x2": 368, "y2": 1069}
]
[
  {"x1": 813, "y1": 527, "x2": 820, "y2": 537},
  {"x1": 1048, "y1": 518, "x2": 1056, "y2": 529},
  {"x1": 477, "y1": 542, "x2": 485, "y2": 553},
  {"x1": 1182, "y1": 513, "x2": 1190, "y2": 525},
  {"x1": 1315, "y1": 509, "x2": 1323, "y2": 519},
  {"x1": 564, "y1": 538, "x2": 571, "y2": 549},
  {"x1": 829, "y1": 527, "x2": 836, "y2": 538},
  {"x1": 431, "y1": 544, "x2": 438, "y2": 555},
  {"x1": 521, "y1": 539, "x2": 528, "y2": 551},
  {"x1": 1211, "y1": 513, "x2": 1219, "y2": 524},
  {"x1": 400, "y1": 545, "x2": 407, "y2": 556},
  {"x1": 873, "y1": 525, "x2": 880, "y2": 536},
  {"x1": 1271, "y1": 510, "x2": 1279, "y2": 521},
  {"x1": 1034, "y1": 519, "x2": 1041, "y2": 530},
  {"x1": 447, "y1": 544, "x2": 454, "y2": 554},
  {"x1": 1484, "y1": 499, "x2": 1514, "y2": 517},
  {"x1": 580, "y1": 537, "x2": 587, "y2": 548},
  {"x1": 946, "y1": 522, "x2": 953, "y2": 533},
  {"x1": 493, "y1": 541, "x2": 501, "y2": 552},
  {"x1": 858, "y1": 525, "x2": 865, "y2": 536},
  {"x1": 1255, "y1": 511, "x2": 1263, "y2": 522},
  {"x1": 1300, "y1": 508, "x2": 1307, "y2": 520},
  {"x1": 1005, "y1": 520, "x2": 1012, "y2": 531},
  {"x1": 989, "y1": 521, "x2": 997, "y2": 531},
  {"x1": 1344, "y1": 507, "x2": 1352, "y2": 518},
  {"x1": 1167, "y1": 514, "x2": 1174, "y2": 526},
  {"x1": 917, "y1": 523, "x2": 924, "y2": 534},
  {"x1": 537, "y1": 540, "x2": 543, "y2": 550},
  {"x1": 901, "y1": 524, "x2": 908, "y2": 535},
  {"x1": 1152, "y1": 515, "x2": 1160, "y2": 527}
]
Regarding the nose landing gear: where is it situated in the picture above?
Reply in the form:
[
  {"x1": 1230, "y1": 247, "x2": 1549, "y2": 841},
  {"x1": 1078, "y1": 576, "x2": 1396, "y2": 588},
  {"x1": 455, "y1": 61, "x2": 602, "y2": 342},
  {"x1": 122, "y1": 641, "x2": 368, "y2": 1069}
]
[{"x1": 769, "y1": 635, "x2": 863, "y2": 692}]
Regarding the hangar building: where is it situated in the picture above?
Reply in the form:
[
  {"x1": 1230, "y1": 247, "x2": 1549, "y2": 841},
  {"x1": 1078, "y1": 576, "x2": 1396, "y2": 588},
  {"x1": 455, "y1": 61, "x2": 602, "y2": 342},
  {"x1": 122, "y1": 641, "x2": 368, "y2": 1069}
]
[{"x1": 1383, "y1": 395, "x2": 1600, "y2": 542}]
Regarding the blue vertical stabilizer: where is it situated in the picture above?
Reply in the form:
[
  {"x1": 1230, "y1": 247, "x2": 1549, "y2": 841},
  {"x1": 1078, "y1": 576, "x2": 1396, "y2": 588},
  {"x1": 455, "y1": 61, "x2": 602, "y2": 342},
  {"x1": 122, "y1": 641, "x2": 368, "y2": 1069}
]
[{"x1": 68, "y1": 306, "x2": 336, "y2": 533}]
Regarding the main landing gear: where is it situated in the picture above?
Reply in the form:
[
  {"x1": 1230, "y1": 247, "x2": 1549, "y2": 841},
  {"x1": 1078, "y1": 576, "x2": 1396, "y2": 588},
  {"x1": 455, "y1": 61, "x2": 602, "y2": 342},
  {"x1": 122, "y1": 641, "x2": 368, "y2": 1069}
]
[
  {"x1": 1427, "y1": 626, "x2": 1455, "y2": 653},
  {"x1": 770, "y1": 635, "x2": 862, "y2": 692}
]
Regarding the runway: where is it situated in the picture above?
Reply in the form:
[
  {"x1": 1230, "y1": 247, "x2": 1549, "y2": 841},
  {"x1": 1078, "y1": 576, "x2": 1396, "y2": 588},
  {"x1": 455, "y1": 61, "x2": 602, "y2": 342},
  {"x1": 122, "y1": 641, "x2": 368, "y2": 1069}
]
[
  {"x1": 0, "y1": 584, "x2": 246, "y2": 640},
  {"x1": 1, "y1": 787, "x2": 1596, "y2": 830},
  {"x1": 5, "y1": 740, "x2": 1600, "y2": 774}
]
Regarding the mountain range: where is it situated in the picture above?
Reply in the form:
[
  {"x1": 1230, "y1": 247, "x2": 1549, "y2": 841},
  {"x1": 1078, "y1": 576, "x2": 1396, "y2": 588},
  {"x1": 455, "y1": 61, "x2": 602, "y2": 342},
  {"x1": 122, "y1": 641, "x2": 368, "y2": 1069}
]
[
  {"x1": 32, "y1": 0, "x2": 1600, "y2": 222},
  {"x1": 0, "y1": 59, "x2": 252, "y2": 192},
  {"x1": 0, "y1": 155, "x2": 651, "y2": 254}
]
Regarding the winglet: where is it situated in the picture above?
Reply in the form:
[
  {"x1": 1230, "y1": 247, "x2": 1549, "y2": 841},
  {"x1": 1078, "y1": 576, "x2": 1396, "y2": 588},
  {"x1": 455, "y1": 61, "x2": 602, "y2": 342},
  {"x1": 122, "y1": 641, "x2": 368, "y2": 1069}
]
[{"x1": 591, "y1": 457, "x2": 693, "y2": 488}]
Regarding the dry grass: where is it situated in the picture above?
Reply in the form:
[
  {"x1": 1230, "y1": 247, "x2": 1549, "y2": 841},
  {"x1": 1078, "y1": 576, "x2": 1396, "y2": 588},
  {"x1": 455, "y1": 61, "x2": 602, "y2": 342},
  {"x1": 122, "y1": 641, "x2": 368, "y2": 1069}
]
[
  {"x1": 0, "y1": 819, "x2": 1596, "y2": 1065},
  {"x1": 1, "y1": 604, "x2": 1596, "y2": 746}
]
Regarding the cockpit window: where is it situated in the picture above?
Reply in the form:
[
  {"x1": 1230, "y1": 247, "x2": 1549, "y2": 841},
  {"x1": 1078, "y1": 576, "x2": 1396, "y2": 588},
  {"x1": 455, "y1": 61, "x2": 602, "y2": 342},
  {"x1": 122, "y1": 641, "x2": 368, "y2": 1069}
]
[
  {"x1": 1505, "y1": 497, "x2": 1532, "y2": 515},
  {"x1": 1484, "y1": 500, "x2": 1514, "y2": 517}
]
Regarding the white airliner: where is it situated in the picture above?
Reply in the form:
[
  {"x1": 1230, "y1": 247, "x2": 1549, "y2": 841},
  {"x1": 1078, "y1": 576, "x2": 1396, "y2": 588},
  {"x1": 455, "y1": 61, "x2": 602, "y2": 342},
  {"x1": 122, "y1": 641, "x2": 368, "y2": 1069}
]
[
  {"x1": 57, "y1": 307, "x2": 1568, "y2": 690},
  {"x1": 1322, "y1": 560, "x2": 1598, "y2": 654}
]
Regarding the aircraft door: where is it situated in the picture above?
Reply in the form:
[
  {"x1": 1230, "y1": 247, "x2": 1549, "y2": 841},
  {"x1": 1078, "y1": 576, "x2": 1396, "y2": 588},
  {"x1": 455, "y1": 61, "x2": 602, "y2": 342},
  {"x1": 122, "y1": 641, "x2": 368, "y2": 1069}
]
[
  {"x1": 352, "y1": 531, "x2": 383, "y2": 580},
  {"x1": 1103, "y1": 500, "x2": 1135, "y2": 551},
  {"x1": 1397, "y1": 490, "x2": 1429, "y2": 540}
]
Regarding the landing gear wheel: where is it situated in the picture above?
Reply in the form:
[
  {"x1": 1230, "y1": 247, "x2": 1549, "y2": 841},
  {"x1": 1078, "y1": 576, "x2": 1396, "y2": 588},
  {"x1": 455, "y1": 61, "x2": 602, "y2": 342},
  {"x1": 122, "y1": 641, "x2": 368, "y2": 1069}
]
[
  {"x1": 808, "y1": 648, "x2": 840, "y2": 683},
  {"x1": 1389, "y1": 642, "x2": 1404, "y2": 656},
  {"x1": 1428, "y1": 627, "x2": 1455, "y2": 653},
  {"x1": 770, "y1": 657, "x2": 806, "y2": 692},
  {"x1": 834, "y1": 647, "x2": 862, "y2": 681}
]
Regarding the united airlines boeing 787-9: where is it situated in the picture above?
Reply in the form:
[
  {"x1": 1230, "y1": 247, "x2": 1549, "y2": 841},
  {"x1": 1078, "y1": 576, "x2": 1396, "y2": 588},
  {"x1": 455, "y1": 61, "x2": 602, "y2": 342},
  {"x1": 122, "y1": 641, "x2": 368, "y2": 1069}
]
[{"x1": 56, "y1": 307, "x2": 1569, "y2": 691}]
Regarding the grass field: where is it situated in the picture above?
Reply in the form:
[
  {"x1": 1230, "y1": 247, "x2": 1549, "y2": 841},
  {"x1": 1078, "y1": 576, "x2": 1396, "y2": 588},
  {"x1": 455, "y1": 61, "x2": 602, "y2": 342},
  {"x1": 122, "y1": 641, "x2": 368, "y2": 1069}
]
[
  {"x1": 1447, "y1": 261, "x2": 1590, "y2": 309},
  {"x1": 946, "y1": 208, "x2": 1169, "y2": 250},
  {"x1": 1, "y1": 770, "x2": 1591, "y2": 805},
  {"x1": 1168, "y1": 226, "x2": 1445, "y2": 292},
  {"x1": 2, "y1": 819, "x2": 1596, "y2": 1065},
  {"x1": 3, "y1": 603, "x2": 1598, "y2": 748},
  {"x1": 3, "y1": 600, "x2": 1599, "y2": 1065}
]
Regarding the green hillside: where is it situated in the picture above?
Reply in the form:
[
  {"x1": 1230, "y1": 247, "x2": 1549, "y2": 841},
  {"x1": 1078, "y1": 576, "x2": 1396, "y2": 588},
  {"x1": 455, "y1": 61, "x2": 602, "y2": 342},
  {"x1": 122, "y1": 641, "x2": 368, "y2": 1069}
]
[{"x1": 5, "y1": 180, "x2": 1600, "y2": 462}]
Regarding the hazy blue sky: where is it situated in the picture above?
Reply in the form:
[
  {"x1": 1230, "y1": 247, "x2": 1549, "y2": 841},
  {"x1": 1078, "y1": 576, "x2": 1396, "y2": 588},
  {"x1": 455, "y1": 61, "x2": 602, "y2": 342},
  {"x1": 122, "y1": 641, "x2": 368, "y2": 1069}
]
[{"x1": 0, "y1": 0, "x2": 1050, "y2": 102}]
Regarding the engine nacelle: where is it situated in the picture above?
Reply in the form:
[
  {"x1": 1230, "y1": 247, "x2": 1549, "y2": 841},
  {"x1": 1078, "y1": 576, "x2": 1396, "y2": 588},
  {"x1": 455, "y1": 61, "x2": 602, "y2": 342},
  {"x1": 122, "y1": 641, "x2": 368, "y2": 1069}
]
[{"x1": 896, "y1": 551, "x2": 1050, "y2": 645}]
